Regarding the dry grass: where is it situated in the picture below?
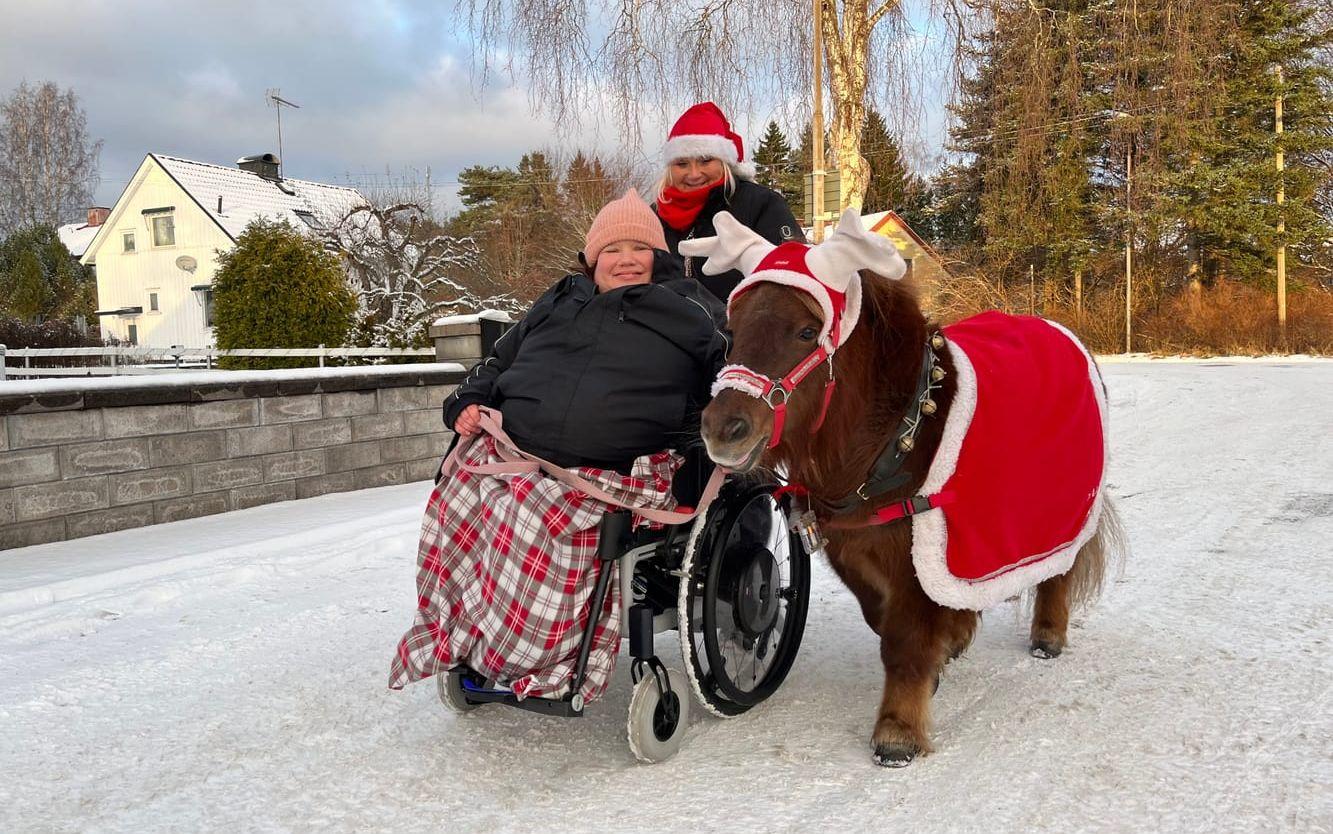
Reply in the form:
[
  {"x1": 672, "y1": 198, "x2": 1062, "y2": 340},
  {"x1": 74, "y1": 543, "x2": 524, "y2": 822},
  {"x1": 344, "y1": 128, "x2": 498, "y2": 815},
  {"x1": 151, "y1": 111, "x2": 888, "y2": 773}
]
[{"x1": 930, "y1": 273, "x2": 1333, "y2": 356}]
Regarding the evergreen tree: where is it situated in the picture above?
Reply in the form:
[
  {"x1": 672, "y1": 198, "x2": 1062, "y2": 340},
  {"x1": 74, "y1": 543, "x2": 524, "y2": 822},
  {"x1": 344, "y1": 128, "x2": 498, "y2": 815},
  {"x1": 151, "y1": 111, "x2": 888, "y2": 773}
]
[
  {"x1": 2, "y1": 248, "x2": 46, "y2": 321},
  {"x1": 1155, "y1": 0, "x2": 1333, "y2": 282},
  {"x1": 861, "y1": 109, "x2": 918, "y2": 215},
  {"x1": 752, "y1": 121, "x2": 802, "y2": 211},
  {"x1": 211, "y1": 219, "x2": 357, "y2": 369},
  {"x1": 0, "y1": 224, "x2": 96, "y2": 321}
]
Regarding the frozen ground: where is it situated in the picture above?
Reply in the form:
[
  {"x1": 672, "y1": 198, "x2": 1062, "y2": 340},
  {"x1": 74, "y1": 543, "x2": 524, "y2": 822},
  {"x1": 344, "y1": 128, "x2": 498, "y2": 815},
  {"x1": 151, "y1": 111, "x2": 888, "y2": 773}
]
[{"x1": 1, "y1": 360, "x2": 1330, "y2": 834}]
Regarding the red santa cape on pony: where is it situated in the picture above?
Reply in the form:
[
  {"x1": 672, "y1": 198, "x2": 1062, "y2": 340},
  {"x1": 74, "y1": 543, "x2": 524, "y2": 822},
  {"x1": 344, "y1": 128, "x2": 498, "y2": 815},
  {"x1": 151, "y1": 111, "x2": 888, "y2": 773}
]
[{"x1": 913, "y1": 311, "x2": 1109, "y2": 610}]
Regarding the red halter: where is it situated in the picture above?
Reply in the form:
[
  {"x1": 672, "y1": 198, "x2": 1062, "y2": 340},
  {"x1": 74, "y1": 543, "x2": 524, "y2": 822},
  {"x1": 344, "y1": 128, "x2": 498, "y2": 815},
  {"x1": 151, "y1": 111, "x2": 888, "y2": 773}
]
[{"x1": 711, "y1": 344, "x2": 837, "y2": 449}]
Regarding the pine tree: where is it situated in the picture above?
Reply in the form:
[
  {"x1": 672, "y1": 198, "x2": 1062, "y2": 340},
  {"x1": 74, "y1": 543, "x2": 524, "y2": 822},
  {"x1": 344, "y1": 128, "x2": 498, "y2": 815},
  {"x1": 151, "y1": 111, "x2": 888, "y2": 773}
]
[
  {"x1": 925, "y1": 29, "x2": 1001, "y2": 250},
  {"x1": 211, "y1": 219, "x2": 357, "y2": 369},
  {"x1": 1154, "y1": 0, "x2": 1333, "y2": 282},
  {"x1": 861, "y1": 108, "x2": 918, "y2": 215},
  {"x1": 752, "y1": 121, "x2": 802, "y2": 213}
]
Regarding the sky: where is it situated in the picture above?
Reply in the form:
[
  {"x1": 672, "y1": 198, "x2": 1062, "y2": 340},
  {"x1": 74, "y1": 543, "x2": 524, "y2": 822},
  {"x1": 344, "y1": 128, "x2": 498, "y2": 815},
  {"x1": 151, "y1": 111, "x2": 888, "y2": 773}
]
[{"x1": 0, "y1": 0, "x2": 954, "y2": 216}]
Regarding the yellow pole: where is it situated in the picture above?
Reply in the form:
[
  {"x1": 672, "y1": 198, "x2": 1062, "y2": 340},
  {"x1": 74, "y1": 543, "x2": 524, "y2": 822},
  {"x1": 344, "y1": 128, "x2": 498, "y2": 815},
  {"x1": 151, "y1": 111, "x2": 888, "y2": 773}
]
[
  {"x1": 1276, "y1": 65, "x2": 1286, "y2": 341},
  {"x1": 812, "y1": 0, "x2": 826, "y2": 243}
]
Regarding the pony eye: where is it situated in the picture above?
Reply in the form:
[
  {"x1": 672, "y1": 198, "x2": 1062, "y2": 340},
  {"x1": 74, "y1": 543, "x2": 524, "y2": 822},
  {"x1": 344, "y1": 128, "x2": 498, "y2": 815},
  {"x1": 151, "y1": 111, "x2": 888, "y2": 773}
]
[{"x1": 798, "y1": 326, "x2": 818, "y2": 341}]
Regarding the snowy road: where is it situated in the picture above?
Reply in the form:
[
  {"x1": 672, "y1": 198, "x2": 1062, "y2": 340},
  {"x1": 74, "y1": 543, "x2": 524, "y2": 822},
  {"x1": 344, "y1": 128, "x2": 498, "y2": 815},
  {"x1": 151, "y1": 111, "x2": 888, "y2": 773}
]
[{"x1": 1, "y1": 361, "x2": 1330, "y2": 834}]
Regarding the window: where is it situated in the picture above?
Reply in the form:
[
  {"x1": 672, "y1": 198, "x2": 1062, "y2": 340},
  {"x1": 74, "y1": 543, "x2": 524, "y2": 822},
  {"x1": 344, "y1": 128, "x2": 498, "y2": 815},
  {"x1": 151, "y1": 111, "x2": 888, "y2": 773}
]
[
  {"x1": 127, "y1": 324, "x2": 138, "y2": 346},
  {"x1": 151, "y1": 214, "x2": 175, "y2": 247},
  {"x1": 293, "y1": 210, "x2": 324, "y2": 230},
  {"x1": 122, "y1": 232, "x2": 136, "y2": 253},
  {"x1": 202, "y1": 290, "x2": 215, "y2": 328},
  {"x1": 148, "y1": 291, "x2": 160, "y2": 313}
]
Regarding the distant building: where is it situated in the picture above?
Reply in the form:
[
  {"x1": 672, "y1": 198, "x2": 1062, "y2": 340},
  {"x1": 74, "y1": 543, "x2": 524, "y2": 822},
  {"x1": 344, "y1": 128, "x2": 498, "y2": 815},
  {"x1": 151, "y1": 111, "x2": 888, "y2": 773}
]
[
  {"x1": 860, "y1": 210, "x2": 952, "y2": 310},
  {"x1": 80, "y1": 153, "x2": 366, "y2": 348}
]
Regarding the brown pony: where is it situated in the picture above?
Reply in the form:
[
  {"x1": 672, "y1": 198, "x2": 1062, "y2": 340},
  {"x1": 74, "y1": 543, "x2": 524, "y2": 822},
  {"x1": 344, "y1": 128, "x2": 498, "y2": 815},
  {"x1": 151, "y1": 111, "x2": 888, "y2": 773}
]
[{"x1": 699, "y1": 261, "x2": 1122, "y2": 767}]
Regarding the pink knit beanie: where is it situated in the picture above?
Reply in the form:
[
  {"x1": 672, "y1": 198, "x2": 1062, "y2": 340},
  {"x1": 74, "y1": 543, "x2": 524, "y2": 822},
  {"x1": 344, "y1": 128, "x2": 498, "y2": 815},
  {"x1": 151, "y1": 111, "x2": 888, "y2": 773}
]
[{"x1": 584, "y1": 188, "x2": 667, "y2": 265}]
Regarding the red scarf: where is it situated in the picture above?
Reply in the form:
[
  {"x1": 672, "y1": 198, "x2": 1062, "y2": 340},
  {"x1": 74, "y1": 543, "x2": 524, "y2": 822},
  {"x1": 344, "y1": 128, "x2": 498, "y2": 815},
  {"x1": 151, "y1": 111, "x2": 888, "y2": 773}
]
[{"x1": 656, "y1": 179, "x2": 724, "y2": 232}]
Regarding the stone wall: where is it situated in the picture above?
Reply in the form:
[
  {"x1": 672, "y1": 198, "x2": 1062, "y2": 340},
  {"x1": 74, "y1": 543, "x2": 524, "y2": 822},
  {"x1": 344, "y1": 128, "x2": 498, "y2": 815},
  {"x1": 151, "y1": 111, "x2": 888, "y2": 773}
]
[{"x1": 0, "y1": 365, "x2": 464, "y2": 550}]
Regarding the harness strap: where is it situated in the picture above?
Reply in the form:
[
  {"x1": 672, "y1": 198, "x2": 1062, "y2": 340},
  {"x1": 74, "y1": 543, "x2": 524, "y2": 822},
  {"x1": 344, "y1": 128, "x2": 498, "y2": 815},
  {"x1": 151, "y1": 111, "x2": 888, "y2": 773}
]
[
  {"x1": 825, "y1": 336, "x2": 943, "y2": 513},
  {"x1": 824, "y1": 491, "x2": 955, "y2": 529},
  {"x1": 440, "y1": 407, "x2": 724, "y2": 526}
]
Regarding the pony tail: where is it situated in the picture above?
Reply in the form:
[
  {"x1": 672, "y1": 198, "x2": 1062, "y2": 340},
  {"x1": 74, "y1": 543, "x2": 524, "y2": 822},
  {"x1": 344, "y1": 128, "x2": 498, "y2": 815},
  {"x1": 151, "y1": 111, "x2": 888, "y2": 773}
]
[{"x1": 1067, "y1": 498, "x2": 1127, "y2": 610}]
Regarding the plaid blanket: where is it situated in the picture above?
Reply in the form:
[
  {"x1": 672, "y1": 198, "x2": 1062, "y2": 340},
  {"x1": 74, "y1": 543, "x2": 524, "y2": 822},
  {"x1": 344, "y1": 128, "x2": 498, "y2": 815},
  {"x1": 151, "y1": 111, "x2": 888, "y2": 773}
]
[{"x1": 388, "y1": 434, "x2": 680, "y2": 702}]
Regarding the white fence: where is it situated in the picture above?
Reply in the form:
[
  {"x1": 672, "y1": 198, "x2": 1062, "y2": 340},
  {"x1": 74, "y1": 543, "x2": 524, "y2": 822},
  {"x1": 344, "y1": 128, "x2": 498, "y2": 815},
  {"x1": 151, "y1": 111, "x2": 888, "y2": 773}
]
[{"x1": 0, "y1": 344, "x2": 434, "y2": 380}]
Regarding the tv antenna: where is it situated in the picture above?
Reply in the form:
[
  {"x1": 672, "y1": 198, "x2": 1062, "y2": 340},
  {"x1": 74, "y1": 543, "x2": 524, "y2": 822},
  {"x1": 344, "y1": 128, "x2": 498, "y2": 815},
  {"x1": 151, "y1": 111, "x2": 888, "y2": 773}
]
[{"x1": 265, "y1": 88, "x2": 301, "y2": 176}]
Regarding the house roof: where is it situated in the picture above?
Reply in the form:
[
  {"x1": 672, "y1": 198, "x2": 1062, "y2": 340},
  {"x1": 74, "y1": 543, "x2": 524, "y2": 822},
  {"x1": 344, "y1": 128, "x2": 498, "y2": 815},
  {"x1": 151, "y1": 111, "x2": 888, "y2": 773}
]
[
  {"x1": 57, "y1": 222, "x2": 100, "y2": 258},
  {"x1": 150, "y1": 153, "x2": 366, "y2": 241},
  {"x1": 862, "y1": 210, "x2": 951, "y2": 274}
]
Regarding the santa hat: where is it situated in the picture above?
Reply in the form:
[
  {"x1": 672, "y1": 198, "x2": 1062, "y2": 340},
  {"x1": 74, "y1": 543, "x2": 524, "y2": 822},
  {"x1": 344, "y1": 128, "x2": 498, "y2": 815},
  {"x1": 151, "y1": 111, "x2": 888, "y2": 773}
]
[
  {"x1": 664, "y1": 102, "x2": 757, "y2": 181},
  {"x1": 679, "y1": 208, "x2": 907, "y2": 348}
]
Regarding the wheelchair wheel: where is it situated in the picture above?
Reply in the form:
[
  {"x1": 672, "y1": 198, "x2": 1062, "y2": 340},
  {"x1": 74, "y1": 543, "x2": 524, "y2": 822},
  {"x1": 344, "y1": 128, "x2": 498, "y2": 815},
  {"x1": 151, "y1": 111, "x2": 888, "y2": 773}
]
[
  {"x1": 626, "y1": 666, "x2": 690, "y2": 763},
  {"x1": 437, "y1": 669, "x2": 481, "y2": 714},
  {"x1": 678, "y1": 481, "x2": 811, "y2": 718}
]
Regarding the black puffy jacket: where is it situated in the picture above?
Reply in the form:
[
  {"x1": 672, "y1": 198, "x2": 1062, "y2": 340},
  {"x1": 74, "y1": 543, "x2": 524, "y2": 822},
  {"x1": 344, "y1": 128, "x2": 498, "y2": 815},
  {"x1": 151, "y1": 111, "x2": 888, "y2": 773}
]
[
  {"x1": 442, "y1": 253, "x2": 729, "y2": 473},
  {"x1": 654, "y1": 178, "x2": 805, "y2": 301}
]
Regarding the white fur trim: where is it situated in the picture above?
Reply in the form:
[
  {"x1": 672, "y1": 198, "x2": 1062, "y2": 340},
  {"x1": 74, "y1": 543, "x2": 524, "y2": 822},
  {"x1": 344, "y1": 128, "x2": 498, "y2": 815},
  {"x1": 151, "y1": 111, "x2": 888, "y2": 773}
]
[
  {"x1": 663, "y1": 135, "x2": 755, "y2": 181},
  {"x1": 909, "y1": 323, "x2": 1111, "y2": 610},
  {"x1": 711, "y1": 365, "x2": 769, "y2": 398}
]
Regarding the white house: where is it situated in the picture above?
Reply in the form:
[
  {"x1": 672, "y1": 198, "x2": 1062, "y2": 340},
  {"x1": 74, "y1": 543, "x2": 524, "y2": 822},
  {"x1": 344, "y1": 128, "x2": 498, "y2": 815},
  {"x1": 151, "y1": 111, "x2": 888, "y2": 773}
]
[{"x1": 81, "y1": 153, "x2": 366, "y2": 348}]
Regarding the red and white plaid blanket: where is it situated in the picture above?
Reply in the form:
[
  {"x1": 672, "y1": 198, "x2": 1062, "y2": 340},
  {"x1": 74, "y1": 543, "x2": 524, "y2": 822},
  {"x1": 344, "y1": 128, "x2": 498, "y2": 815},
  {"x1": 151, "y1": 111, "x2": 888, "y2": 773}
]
[{"x1": 388, "y1": 434, "x2": 680, "y2": 702}]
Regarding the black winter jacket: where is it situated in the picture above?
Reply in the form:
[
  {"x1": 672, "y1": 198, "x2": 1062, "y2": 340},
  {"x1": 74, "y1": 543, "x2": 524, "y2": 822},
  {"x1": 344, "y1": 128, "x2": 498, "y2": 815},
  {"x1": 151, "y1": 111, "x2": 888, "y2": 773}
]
[
  {"x1": 442, "y1": 254, "x2": 729, "y2": 473},
  {"x1": 654, "y1": 178, "x2": 805, "y2": 301}
]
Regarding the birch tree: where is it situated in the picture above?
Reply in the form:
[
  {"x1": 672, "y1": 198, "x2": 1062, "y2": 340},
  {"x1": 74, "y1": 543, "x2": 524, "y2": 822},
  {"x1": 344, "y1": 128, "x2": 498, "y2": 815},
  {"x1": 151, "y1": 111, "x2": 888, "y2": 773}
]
[
  {"x1": 325, "y1": 203, "x2": 521, "y2": 348},
  {"x1": 0, "y1": 82, "x2": 103, "y2": 235},
  {"x1": 453, "y1": 0, "x2": 970, "y2": 210}
]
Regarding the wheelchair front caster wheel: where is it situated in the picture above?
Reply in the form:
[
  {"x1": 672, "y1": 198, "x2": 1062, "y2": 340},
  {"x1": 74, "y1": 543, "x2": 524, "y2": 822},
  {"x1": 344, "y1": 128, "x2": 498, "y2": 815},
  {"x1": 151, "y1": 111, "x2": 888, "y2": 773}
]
[{"x1": 626, "y1": 667, "x2": 690, "y2": 763}]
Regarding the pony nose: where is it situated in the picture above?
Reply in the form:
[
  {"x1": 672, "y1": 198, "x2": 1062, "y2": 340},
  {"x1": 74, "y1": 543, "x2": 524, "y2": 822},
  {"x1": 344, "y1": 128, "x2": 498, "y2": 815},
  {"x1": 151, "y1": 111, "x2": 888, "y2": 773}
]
[{"x1": 721, "y1": 417, "x2": 751, "y2": 445}]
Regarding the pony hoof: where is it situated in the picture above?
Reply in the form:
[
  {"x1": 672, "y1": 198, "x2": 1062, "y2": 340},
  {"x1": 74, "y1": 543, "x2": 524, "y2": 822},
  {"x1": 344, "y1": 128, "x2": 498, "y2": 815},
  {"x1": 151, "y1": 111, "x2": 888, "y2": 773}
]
[
  {"x1": 1030, "y1": 640, "x2": 1063, "y2": 659},
  {"x1": 872, "y1": 743, "x2": 918, "y2": 767}
]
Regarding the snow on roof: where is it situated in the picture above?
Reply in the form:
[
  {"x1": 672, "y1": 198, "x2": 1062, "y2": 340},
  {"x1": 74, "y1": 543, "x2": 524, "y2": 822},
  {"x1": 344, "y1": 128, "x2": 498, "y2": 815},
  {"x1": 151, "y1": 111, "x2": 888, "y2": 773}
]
[
  {"x1": 151, "y1": 153, "x2": 367, "y2": 241},
  {"x1": 57, "y1": 222, "x2": 99, "y2": 258}
]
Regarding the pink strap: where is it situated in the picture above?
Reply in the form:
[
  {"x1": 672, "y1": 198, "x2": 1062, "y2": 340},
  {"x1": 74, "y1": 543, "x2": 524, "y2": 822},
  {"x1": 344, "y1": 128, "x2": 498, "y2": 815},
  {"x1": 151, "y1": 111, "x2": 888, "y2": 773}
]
[{"x1": 442, "y1": 407, "x2": 723, "y2": 526}]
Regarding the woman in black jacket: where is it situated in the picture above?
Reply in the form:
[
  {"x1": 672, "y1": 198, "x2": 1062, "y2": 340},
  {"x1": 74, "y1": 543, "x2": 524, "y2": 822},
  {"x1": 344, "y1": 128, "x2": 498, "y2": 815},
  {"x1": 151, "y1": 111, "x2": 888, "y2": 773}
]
[
  {"x1": 653, "y1": 101, "x2": 804, "y2": 301},
  {"x1": 442, "y1": 188, "x2": 728, "y2": 473},
  {"x1": 390, "y1": 190, "x2": 729, "y2": 704}
]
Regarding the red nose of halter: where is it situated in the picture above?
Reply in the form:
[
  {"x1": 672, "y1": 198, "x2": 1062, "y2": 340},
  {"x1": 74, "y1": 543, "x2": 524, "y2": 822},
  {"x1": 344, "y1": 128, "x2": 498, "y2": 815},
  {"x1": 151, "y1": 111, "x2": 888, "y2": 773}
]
[{"x1": 711, "y1": 344, "x2": 837, "y2": 449}]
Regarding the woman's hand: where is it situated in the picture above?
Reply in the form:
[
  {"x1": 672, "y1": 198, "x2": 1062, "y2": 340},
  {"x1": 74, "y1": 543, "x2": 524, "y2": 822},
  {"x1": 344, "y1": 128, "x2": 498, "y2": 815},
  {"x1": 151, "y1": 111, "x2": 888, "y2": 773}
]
[{"x1": 454, "y1": 404, "x2": 482, "y2": 436}]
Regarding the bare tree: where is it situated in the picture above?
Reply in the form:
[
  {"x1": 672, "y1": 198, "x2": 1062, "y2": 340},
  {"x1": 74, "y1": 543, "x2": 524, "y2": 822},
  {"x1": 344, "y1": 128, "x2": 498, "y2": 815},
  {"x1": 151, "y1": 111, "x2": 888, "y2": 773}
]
[
  {"x1": 453, "y1": 0, "x2": 970, "y2": 210},
  {"x1": 324, "y1": 203, "x2": 522, "y2": 347},
  {"x1": 0, "y1": 81, "x2": 103, "y2": 235}
]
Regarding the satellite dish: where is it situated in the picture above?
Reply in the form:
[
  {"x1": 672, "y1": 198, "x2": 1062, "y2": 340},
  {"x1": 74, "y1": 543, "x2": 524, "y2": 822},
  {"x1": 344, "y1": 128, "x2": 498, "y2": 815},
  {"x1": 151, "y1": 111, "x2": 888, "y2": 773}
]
[{"x1": 175, "y1": 255, "x2": 198, "y2": 273}]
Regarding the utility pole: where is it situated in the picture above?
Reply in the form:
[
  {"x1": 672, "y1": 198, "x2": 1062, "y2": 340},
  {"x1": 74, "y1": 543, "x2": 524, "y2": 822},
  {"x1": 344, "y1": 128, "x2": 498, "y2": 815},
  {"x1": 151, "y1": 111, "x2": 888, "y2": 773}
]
[
  {"x1": 812, "y1": 0, "x2": 826, "y2": 243},
  {"x1": 1276, "y1": 65, "x2": 1287, "y2": 341},
  {"x1": 1125, "y1": 141, "x2": 1134, "y2": 354}
]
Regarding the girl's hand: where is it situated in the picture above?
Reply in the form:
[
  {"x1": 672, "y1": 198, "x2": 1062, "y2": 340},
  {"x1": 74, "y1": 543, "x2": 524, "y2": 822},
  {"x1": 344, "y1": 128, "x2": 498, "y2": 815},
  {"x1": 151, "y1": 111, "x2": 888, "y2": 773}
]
[{"x1": 454, "y1": 404, "x2": 482, "y2": 436}]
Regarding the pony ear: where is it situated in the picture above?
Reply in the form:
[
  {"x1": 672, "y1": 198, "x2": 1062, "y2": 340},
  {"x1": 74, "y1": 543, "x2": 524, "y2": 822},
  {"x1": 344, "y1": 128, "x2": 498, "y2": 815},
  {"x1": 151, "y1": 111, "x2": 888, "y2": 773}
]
[
  {"x1": 808, "y1": 207, "x2": 908, "y2": 286},
  {"x1": 678, "y1": 211, "x2": 776, "y2": 277}
]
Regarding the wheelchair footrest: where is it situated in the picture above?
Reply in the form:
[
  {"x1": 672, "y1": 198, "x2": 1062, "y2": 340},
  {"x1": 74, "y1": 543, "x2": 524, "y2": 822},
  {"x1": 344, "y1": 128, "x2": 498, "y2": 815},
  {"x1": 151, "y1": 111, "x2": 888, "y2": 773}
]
[{"x1": 459, "y1": 676, "x2": 585, "y2": 717}]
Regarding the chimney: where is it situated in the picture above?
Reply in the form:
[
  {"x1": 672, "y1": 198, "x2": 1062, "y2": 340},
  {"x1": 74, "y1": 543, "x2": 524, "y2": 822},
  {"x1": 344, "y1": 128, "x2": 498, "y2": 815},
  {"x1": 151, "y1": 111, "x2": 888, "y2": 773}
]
[
  {"x1": 236, "y1": 153, "x2": 281, "y2": 180},
  {"x1": 87, "y1": 207, "x2": 111, "y2": 227}
]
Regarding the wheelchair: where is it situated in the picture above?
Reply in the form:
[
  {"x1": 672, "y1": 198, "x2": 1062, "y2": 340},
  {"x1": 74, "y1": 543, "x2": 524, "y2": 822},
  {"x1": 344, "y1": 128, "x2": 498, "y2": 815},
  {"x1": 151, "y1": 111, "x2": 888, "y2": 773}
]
[{"x1": 437, "y1": 475, "x2": 813, "y2": 763}]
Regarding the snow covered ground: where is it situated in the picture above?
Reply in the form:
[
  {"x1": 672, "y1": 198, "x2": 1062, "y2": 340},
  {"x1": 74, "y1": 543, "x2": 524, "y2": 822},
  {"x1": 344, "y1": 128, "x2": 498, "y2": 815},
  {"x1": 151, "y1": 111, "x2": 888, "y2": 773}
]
[{"x1": 1, "y1": 360, "x2": 1330, "y2": 834}]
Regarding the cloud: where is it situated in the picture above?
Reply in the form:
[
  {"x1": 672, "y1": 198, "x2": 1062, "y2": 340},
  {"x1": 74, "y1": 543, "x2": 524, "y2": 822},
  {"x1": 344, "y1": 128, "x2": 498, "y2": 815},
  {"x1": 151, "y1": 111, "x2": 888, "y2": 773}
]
[{"x1": 0, "y1": 0, "x2": 954, "y2": 213}]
